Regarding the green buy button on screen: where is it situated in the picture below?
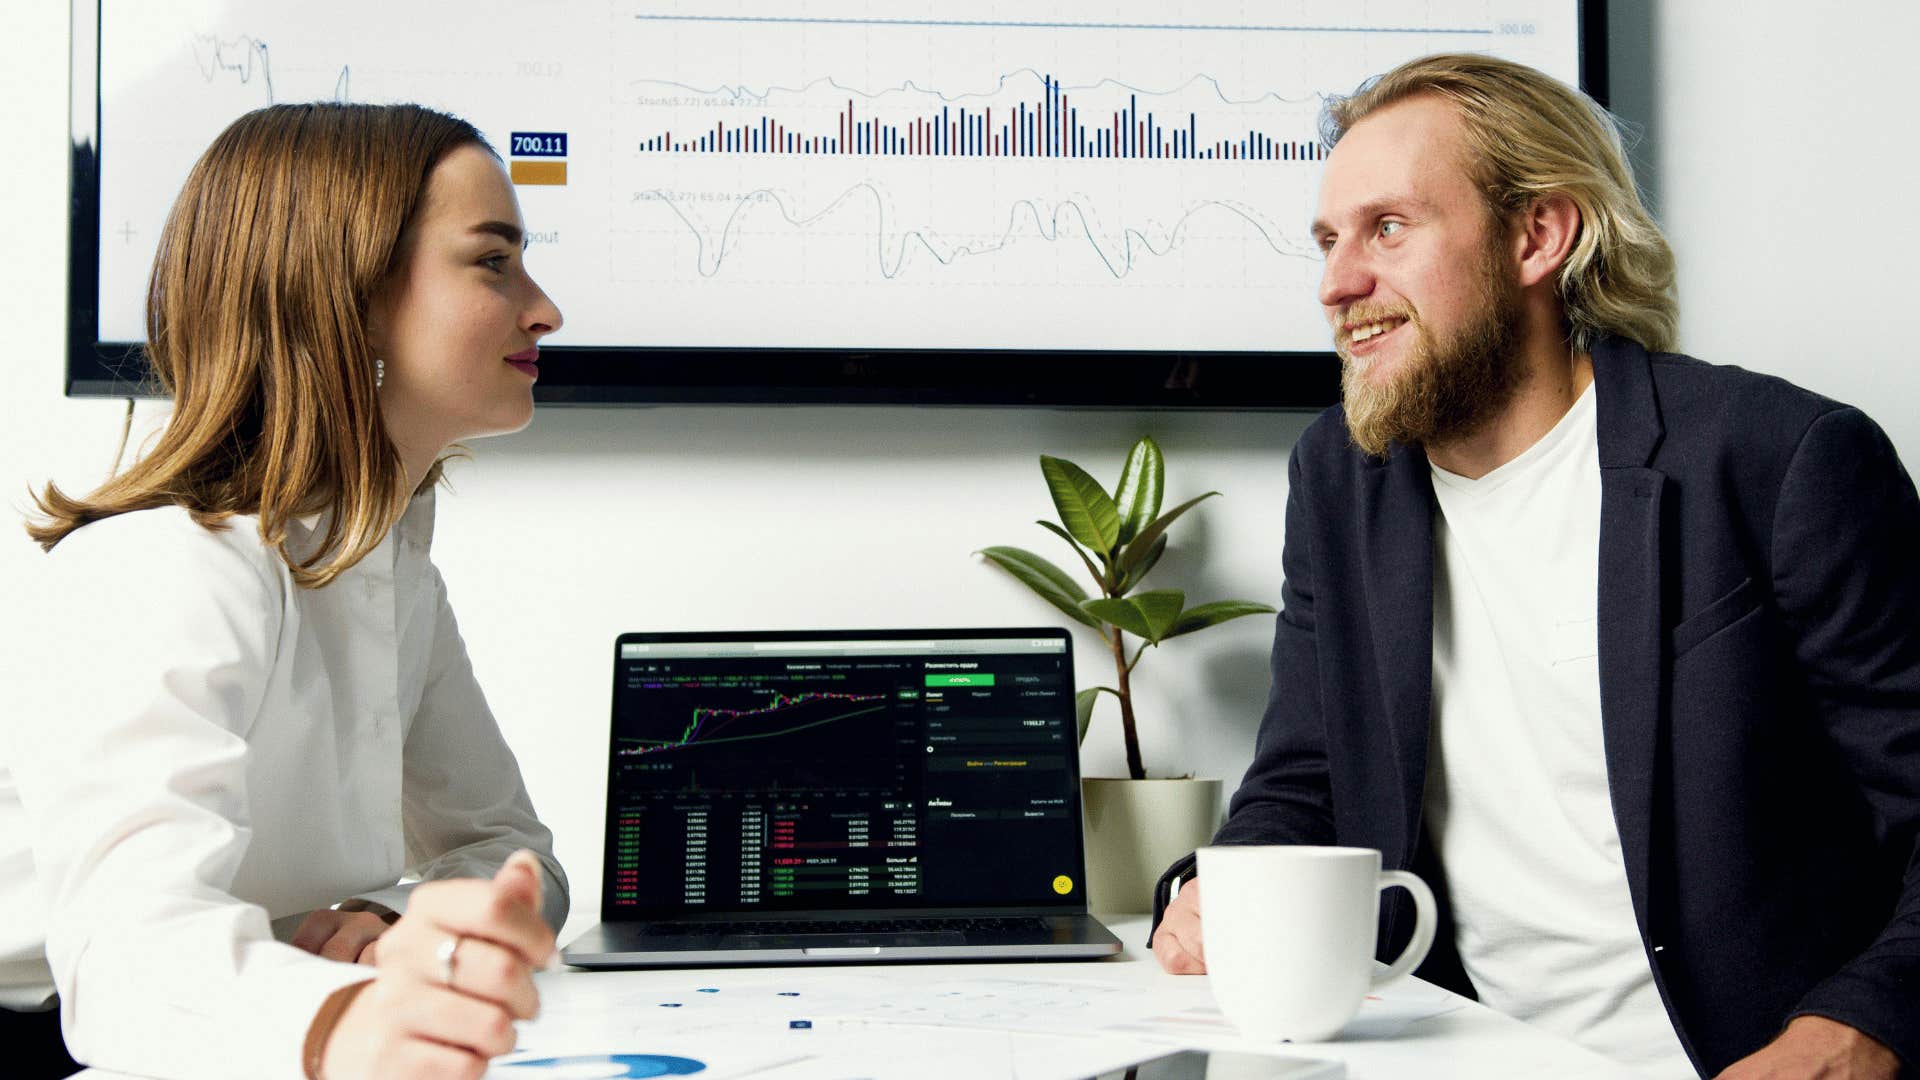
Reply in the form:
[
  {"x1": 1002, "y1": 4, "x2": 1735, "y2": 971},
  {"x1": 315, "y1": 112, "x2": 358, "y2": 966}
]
[{"x1": 926, "y1": 673, "x2": 995, "y2": 687}]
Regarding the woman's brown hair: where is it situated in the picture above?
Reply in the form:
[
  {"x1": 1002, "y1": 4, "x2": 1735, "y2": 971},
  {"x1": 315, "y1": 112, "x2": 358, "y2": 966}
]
[{"x1": 28, "y1": 103, "x2": 490, "y2": 587}]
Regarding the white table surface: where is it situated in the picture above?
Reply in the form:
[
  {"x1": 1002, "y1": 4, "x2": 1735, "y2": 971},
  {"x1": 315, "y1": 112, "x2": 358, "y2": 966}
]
[{"x1": 78, "y1": 915, "x2": 1644, "y2": 1079}]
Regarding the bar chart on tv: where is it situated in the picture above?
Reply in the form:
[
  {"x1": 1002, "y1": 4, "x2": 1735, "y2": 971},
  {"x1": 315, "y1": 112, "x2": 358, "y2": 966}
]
[{"x1": 97, "y1": 1, "x2": 1580, "y2": 353}]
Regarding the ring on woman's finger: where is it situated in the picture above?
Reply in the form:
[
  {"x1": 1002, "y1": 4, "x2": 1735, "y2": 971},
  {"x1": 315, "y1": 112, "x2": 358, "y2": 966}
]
[{"x1": 436, "y1": 935, "x2": 463, "y2": 987}]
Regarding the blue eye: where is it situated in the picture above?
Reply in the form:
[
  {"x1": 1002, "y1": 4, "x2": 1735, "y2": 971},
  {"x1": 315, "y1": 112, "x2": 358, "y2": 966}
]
[{"x1": 1379, "y1": 221, "x2": 1404, "y2": 238}]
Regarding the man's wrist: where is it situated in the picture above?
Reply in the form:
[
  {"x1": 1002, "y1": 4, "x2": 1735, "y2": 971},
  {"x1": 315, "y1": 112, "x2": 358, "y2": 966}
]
[
  {"x1": 1772, "y1": 1015, "x2": 1903, "y2": 1079},
  {"x1": 335, "y1": 898, "x2": 402, "y2": 924}
]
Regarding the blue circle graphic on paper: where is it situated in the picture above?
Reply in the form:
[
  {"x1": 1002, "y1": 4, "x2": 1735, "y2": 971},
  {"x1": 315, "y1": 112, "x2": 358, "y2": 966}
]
[{"x1": 496, "y1": 1054, "x2": 706, "y2": 1077}]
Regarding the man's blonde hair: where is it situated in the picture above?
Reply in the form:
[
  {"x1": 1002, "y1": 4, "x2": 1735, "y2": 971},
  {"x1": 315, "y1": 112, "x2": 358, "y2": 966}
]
[
  {"x1": 28, "y1": 103, "x2": 487, "y2": 586},
  {"x1": 1323, "y1": 53, "x2": 1677, "y2": 354}
]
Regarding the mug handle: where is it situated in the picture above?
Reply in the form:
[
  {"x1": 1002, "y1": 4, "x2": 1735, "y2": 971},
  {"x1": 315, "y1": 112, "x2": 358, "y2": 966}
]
[{"x1": 1371, "y1": 869, "x2": 1437, "y2": 986}]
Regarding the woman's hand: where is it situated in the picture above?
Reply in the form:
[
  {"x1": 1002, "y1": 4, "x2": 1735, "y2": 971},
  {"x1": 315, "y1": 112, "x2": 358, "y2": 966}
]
[{"x1": 316, "y1": 850, "x2": 555, "y2": 1079}]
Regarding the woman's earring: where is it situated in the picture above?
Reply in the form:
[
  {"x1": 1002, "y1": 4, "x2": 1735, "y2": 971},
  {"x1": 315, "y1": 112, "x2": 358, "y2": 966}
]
[{"x1": 375, "y1": 357, "x2": 385, "y2": 390}]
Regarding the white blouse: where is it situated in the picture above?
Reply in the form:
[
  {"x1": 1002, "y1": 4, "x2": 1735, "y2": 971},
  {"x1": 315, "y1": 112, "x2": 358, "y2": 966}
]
[{"x1": 0, "y1": 489, "x2": 568, "y2": 1079}]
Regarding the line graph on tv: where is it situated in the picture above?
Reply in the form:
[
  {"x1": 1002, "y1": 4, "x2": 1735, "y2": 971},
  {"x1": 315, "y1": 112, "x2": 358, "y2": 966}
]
[{"x1": 637, "y1": 182, "x2": 1311, "y2": 282}]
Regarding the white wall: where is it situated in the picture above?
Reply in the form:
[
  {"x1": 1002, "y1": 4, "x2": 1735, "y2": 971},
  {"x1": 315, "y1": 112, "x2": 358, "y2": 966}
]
[
  {"x1": 4, "y1": 1, "x2": 1917, "y2": 944},
  {"x1": 1620, "y1": 2, "x2": 1920, "y2": 458}
]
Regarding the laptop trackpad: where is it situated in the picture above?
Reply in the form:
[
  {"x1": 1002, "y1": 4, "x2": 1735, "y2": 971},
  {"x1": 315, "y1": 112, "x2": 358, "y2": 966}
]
[{"x1": 718, "y1": 932, "x2": 967, "y2": 950}]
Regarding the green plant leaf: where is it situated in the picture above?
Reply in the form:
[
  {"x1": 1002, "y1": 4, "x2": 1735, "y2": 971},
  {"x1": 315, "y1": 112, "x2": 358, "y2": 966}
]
[
  {"x1": 975, "y1": 546, "x2": 1101, "y2": 629},
  {"x1": 1113, "y1": 437, "x2": 1164, "y2": 545},
  {"x1": 1118, "y1": 492, "x2": 1219, "y2": 577},
  {"x1": 1075, "y1": 686, "x2": 1120, "y2": 743},
  {"x1": 1162, "y1": 599, "x2": 1279, "y2": 640},
  {"x1": 1040, "y1": 455, "x2": 1121, "y2": 554},
  {"x1": 1117, "y1": 534, "x2": 1167, "y2": 594},
  {"x1": 1035, "y1": 519, "x2": 1107, "y2": 588},
  {"x1": 1084, "y1": 588, "x2": 1186, "y2": 643}
]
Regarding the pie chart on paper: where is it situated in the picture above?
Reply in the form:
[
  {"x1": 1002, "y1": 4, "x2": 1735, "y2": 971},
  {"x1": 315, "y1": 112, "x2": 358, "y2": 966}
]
[{"x1": 494, "y1": 1054, "x2": 707, "y2": 1078}]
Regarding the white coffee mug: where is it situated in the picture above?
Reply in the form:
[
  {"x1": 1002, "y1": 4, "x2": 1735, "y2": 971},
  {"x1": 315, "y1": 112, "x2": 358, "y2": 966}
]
[{"x1": 1196, "y1": 845, "x2": 1436, "y2": 1041}]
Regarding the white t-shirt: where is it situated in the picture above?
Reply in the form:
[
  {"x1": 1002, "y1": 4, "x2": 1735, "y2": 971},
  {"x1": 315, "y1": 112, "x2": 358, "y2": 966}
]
[
  {"x1": 0, "y1": 490, "x2": 567, "y2": 1080},
  {"x1": 1425, "y1": 383, "x2": 1695, "y2": 1077}
]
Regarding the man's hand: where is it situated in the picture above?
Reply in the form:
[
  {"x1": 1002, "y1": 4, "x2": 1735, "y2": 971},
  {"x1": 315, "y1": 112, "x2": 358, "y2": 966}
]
[
  {"x1": 1714, "y1": 1015, "x2": 1900, "y2": 1080},
  {"x1": 291, "y1": 909, "x2": 393, "y2": 965},
  {"x1": 316, "y1": 850, "x2": 555, "y2": 1080},
  {"x1": 1152, "y1": 876, "x2": 1207, "y2": 974}
]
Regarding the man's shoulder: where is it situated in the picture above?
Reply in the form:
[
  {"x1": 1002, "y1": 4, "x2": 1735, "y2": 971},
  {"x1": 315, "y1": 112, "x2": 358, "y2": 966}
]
[
  {"x1": 1646, "y1": 349, "x2": 1844, "y2": 419},
  {"x1": 1638, "y1": 347, "x2": 1860, "y2": 461},
  {"x1": 1289, "y1": 403, "x2": 1417, "y2": 491},
  {"x1": 1295, "y1": 404, "x2": 1352, "y2": 460}
]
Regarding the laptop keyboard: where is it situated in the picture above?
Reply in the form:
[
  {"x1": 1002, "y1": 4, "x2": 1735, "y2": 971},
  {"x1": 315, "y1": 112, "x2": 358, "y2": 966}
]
[{"x1": 646, "y1": 916, "x2": 1049, "y2": 937}]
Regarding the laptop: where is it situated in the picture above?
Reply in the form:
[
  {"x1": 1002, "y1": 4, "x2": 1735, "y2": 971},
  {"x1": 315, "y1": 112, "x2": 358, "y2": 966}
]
[{"x1": 563, "y1": 628, "x2": 1123, "y2": 967}]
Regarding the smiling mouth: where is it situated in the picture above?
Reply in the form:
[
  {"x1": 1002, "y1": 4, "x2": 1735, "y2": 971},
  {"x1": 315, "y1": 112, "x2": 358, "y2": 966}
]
[{"x1": 1345, "y1": 316, "x2": 1409, "y2": 346}]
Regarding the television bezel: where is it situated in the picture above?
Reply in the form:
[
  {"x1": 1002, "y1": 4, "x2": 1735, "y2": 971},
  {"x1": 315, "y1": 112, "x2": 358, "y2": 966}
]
[{"x1": 64, "y1": 1, "x2": 1606, "y2": 408}]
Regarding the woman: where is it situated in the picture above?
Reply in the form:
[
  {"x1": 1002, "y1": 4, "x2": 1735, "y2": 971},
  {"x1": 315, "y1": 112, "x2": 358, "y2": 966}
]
[{"x1": 1, "y1": 103, "x2": 569, "y2": 1079}]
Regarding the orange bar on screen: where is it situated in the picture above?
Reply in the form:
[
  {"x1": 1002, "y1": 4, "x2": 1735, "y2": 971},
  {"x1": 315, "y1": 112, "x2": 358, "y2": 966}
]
[{"x1": 510, "y1": 160, "x2": 567, "y2": 185}]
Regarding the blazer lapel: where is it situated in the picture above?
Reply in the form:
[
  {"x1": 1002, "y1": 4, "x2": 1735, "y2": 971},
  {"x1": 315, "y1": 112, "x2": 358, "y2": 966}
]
[
  {"x1": 1592, "y1": 337, "x2": 1668, "y2": 937},
  {"x1": 1359, "y1": 445, "x2": 1436, "y2": 857}
]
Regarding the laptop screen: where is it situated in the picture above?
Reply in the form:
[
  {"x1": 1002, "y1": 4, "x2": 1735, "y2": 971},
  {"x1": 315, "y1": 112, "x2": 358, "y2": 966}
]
[{"x1": 599, "y1": 629, "x2": 1085, "y2": 919}]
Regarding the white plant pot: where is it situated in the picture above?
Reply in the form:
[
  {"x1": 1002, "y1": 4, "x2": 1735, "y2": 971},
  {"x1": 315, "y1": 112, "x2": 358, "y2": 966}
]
[{"x1": 1080, "y1": 777, "x2": 1222, "y2": 914}]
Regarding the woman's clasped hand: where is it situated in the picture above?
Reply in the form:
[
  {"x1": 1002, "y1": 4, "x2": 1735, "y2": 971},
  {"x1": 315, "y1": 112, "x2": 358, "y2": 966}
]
[{"x1": 316, "y1": 851, "x2": 556, "y2": 1080}]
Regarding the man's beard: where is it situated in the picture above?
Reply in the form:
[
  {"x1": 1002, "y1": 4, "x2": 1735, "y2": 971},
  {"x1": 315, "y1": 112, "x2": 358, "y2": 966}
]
[{"x1": 1337, "y1": 250, "x2": 1525, "y2": 459}]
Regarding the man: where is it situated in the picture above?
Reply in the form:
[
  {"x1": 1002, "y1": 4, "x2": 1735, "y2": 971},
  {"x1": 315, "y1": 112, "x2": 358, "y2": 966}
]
[{"x1": 1148, "y1": 53, "x2": 1919, "y2": 1079}]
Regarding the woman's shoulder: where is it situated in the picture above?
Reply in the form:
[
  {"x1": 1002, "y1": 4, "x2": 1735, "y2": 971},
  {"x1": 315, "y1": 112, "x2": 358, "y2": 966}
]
[{"x1": 46, "y1": 506, "x2": 288, "y2": 604}]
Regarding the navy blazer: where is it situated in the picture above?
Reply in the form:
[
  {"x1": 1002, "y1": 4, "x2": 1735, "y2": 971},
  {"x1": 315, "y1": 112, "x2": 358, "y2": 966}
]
[{"x1": 1156, "y1": 337, "x2": 1920, "y2": 1074}]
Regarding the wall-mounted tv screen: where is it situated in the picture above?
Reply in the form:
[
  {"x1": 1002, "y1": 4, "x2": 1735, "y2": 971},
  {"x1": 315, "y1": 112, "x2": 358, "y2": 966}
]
[{"x1": 68, "y1": 1, "x2": 1601, "y2": 407}]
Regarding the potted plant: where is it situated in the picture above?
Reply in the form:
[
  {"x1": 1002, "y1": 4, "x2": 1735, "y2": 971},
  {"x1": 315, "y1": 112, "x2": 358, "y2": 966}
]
[{"x1": 977, "y1": 436, "x2": 1274, "y2": 911}]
